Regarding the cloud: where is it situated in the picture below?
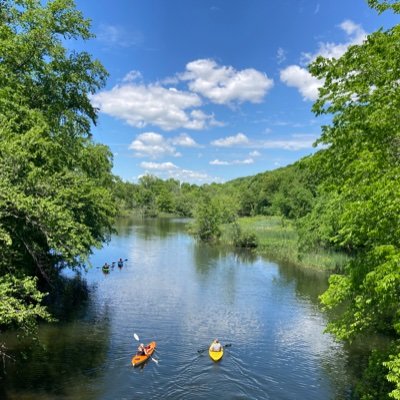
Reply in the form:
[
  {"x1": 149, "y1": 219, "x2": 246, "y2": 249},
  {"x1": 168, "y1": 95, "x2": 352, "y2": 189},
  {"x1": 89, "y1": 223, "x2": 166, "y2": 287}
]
[
  {"x1": 258, "y1": 134, "x2": 318, "y2": 150},
  {"x1": 170, "y1": 133, "x2": 201, "y2": 147},
  {"x1": 92, "y1": 59, "x2": 272, "y2": 131},
  {"x1": 280, "y1": 65, "x2": 322, "y2": 101},
  {"x1": 280, "y1": 20, "x2": 367, "y2": 101},
  {"x1": 91, "y1": 84, "x2": 220, "y2": 131},
  {"x1": 139, "y1": 163, "x2": 222, "y2": 184},
  {"x1": 122, "y1": 70, "x2": 143, "y2": 83},
  {"x1": 276, "y1": 48, "x2": 287, "y2": 65},
  {"x1": 129, "y1": 132, "x2": 181, "y2": 158},
  {"x1": 210, "y1": 158, "x2": 254, "y2": 166},
  {"x1": 140, "y1": 161, "x2": 178, "y2": 170},
  {"x1": 96, "y1": 24, "x2": 143, "y2": 47},
  {"x1": 180, "y1": 59, "x2": 274, "y2": 104},
  {"x1": 301, "y1": 20, "x2": 367, "y2": 64},
  {"x1": 249, "y1": 150, "x2": 261, "y2": 157},
  {"x1": 129, "y1": 132, "x2": 204, "y2": 158},
  {"x1": 211, "y1": 133, "x2": 249, "y2": 147}
]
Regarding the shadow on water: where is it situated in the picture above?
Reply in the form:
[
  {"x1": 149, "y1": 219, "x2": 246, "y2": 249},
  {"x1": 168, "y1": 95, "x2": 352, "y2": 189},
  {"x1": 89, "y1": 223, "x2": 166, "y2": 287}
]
[
  {"x1": 272, "y1": 259, "x2": 330, "y2": 305},
  {"x1": 114, "y1": 215, "x2": 190, "y2": 239},
  {"x1": 0, "y1": 310, "x2": 111, "y2": 400},
  {"x1": 45, "y1": 274, "x2": 92, "y2": 322},
  {"x1": 192, "y1": 242, "x2": 259, "y2": 277}
]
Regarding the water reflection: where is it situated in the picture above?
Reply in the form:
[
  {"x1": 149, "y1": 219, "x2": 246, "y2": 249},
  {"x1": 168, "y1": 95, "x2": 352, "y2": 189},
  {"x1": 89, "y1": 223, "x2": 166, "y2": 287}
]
[
  {"x1": 273, "y1": 260, "x2": 329, "y2": 305},
  {"x1": 115, "y1": 216, "x2": 190, "y2": 240},
  {"x1": 1, "y1": 217, "x2": 359, "y2": 399},
  {"x1": 1, "y1": 312, "x2": 111, "y2": 400}
]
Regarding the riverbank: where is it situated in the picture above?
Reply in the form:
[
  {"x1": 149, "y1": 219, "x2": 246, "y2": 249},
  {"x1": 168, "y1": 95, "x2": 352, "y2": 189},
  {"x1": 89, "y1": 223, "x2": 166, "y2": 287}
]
[{"x1": 221, "y1": 216, "x2": 350, "y2": 272}]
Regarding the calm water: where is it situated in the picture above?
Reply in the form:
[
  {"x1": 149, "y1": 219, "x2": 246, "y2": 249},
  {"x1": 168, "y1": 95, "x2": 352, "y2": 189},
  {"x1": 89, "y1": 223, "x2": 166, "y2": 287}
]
[{"x1": 1, "y1": 218, "x2": 355, "y2": 399}]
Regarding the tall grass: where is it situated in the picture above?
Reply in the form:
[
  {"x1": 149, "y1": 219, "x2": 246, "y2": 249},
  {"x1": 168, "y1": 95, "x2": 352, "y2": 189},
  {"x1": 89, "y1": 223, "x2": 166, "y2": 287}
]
[{"x1": 221, "y1": 216, "x2": 350, "y2": 271}]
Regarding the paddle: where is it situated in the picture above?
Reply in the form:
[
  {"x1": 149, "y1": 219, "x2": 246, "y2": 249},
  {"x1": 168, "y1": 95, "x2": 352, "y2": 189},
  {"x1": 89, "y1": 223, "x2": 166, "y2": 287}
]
[
  {"x1": 133, "y1": 333, "x2": 159, "y2": 364},
  {"x1": 197, "y1": 343, "x2": 232, "y2": 354}
]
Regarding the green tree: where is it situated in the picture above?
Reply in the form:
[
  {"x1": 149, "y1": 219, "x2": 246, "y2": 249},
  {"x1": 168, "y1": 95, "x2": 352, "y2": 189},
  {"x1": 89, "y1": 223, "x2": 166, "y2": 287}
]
[
  {"x1": 0, "y1": 0, "x2": 116, "y2": 353},
  {"x1": 190, "y1": 195, "x2": 221, "y2": 242},
  {"x1": 305, "y1": 1, "x2": 400, "y2": 397}
]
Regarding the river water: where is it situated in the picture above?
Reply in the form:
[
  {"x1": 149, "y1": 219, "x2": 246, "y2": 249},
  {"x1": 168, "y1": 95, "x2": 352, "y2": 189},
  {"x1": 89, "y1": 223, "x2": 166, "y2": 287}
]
[{"x1": 1, "y1": 217, "x2": 356, "y2": 399}]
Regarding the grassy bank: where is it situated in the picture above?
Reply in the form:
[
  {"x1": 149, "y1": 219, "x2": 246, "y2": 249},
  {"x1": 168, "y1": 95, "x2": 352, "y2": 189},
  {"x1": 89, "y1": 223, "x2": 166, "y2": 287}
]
[{"x1": 221, "y1": 216, "x2": 349, "y2": 272}]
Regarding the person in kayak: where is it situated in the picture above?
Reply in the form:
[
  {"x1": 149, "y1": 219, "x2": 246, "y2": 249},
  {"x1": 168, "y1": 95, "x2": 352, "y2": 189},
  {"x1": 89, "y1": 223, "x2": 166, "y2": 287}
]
[
  {"x1": 137, "y1": 343, "x2": 149, "y2": 356},
  {"x1": 210, "y1": 339, "x2": 222, "y2": 352}
]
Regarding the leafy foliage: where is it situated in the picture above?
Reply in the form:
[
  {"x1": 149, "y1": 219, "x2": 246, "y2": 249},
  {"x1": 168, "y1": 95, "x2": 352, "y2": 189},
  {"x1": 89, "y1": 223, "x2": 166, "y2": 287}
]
[
  {"x1": 0, "y1": 0, "x2": 116, "y2": 348},
  {"x1": 190, "y1": 194, "x2": 222, "y2": 242},
  {"x1": 303, "y1": 3, "x2": 400, "y2": 397}
]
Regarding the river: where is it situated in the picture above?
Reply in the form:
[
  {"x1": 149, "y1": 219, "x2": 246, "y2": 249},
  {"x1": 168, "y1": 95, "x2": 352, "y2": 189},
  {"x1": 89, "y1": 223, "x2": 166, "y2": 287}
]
[{"x1": 0, "y1": 217, "x2": 356, "y2": 399}]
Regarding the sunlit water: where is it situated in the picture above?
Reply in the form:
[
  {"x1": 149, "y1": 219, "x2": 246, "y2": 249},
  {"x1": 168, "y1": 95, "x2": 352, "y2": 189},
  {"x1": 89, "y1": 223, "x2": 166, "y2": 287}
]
[{"x1": 1, "y1": 218, "x2": 354, "y2": 399}]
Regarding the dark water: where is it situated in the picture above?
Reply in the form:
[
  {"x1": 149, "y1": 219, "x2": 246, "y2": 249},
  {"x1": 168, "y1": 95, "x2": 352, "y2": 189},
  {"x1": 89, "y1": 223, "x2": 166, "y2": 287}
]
[{"x1": 1, "y1": 218, "x2": 355, "y2": 399}]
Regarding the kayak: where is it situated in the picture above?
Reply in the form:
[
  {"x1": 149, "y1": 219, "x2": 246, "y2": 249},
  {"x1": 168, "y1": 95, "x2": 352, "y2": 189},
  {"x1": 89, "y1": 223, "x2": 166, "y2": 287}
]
[
  {"x1": 209, "y1": 343, "x2": 224, "y2": 362},
  {"x1": 131, "y1": 341, "x2": 157, "y2": 367}
]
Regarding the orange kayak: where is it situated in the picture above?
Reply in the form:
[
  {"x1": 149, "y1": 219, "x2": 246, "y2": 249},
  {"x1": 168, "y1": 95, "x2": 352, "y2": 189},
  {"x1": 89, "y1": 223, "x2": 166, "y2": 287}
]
[{"x1": 131, "y1": 341, "x2": 156, "y2": 367}]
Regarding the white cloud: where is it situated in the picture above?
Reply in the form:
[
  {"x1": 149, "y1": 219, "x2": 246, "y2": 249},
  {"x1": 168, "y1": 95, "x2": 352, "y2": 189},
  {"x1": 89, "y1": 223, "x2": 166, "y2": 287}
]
[
  {"x1": 210, "y1": 158, "x2": 254, "y2": 166},
  {"x1": 170, "y1": 133, "x2": 200, "y2": 147},
  {"x1": 211, "y1": 133, "x2": 249, "y2": 147},
  {"x1": 129, "y1": 132, "x2": 205, "y2": 159},
  {"x1": 277, "y1": 48, "x2": 287, "y2": 64},
  {"x1": 139, "y1": 163, "x2": 222, "y2": 184},
  {"x1": 96, "y1": 24, "x2": 143, "y2": 47},
  {"x1": 258, "y1": 134, "x2": 317, "y2": 150},
  {"x1": 180, "y1": 59, "x2": 274, "y2": 104},
  {"x1": 129, "y1": 132, "x2": 181, "y2": 158},
  {"x1": 172, "y1": 169, "x2": 221, "y2": 183},
  {"x1": 140, "y1": 161, "x2": 178, "y2": 170},
  {"x1": 301, "y1": 20, "x2": 367, "y2": 64},
  {"x1": 280, "y1": 20, "x2": 367, "y2": 101},
  {"x1": 91, "y1": 84, "x2": 222, "y2": 131},
  {"x1": 209, "y1": 159, "x2": 229, "y2": 165},
  {"x1": 122, "y1": 70, "x2": 143, "y2": 83},
  {"x1": 249, "y1": 150, "x2": 261, "y2": 157},
  {"x1": 280, "y1": 65, "x2": 322, "y2": 101},
  {"x1": 92, "y1": 59, "x2": 273, "y2": 131}
]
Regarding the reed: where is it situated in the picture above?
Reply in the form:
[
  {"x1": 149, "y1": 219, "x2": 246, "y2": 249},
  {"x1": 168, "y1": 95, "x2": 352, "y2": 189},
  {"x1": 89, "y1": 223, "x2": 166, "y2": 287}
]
[{"x1": 222, "y1": 216, "x2": 350, "y2": 272}]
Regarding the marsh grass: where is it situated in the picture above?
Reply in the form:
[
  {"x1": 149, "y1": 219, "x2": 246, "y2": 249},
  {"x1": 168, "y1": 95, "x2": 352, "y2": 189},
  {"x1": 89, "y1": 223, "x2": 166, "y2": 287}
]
[{"x1": 222, "y1": 216, "x2": 350, "y2": 271}]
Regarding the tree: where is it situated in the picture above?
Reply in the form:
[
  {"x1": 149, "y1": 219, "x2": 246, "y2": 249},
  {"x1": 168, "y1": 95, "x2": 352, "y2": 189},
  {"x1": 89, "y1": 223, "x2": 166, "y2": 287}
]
[
  {"x1": 0, "y1": 0, "x2": 116, "y2": 351},
  {"x1": 305, "y1": 1, "x2": 400, "y2": 397},
  {"x1": 190, "y1": 195, "x2": 221, "y2": 242}
]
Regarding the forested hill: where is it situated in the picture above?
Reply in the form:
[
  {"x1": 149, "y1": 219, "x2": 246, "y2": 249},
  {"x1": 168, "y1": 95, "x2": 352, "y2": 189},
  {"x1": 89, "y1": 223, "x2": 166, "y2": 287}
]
[{"x1": 113, "y1": 158, "x2": 317, "y2": 222}]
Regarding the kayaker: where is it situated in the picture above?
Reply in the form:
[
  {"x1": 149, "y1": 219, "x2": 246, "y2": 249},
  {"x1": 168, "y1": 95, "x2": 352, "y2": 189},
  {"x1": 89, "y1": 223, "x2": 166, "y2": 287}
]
[
  {"x1": 210, "y1": 338, "x2": 222, "y2": 352},
  {"x1": 137, "y1": 343, "x2": 148, "y2": 356}
]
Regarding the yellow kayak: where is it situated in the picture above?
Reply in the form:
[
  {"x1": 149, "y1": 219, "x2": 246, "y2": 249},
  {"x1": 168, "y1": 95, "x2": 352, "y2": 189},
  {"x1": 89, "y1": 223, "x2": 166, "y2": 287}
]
[
  {"x1": 209, "y1": 343, "x2": 224, "y2": 362},
  {"x1": 131, "y1": 341, "x2": 156, "y2": 367}
]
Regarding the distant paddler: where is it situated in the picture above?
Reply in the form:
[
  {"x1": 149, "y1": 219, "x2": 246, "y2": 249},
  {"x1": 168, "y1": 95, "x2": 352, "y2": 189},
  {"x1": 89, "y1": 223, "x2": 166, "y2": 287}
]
[{"x1": 102, "y1": 263, "x2": 110, "y2": 273}]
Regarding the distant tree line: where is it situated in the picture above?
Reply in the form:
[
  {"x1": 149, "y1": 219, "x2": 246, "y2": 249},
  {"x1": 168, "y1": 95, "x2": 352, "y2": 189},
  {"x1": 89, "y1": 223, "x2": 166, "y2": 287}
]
[{"x1": 112, "y1": 161, "x2": 316, "y2": 242}]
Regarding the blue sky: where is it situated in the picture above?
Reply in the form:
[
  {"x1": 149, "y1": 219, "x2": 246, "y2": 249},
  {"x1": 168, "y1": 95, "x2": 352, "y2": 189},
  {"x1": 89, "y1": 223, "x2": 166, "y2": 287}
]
[{"x1": 71, "y1": 0, "x2": 397, "y2": 184}]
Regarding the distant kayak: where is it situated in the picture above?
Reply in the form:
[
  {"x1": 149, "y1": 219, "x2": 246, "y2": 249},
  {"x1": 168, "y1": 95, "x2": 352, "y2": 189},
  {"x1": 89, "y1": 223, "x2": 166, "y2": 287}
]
[
  {"x1": 209, "y1": 343, "x2": 224, "y2": 362},
  {"x1": 131, "y1": 341, "x2": 156, "y2": 367}
]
